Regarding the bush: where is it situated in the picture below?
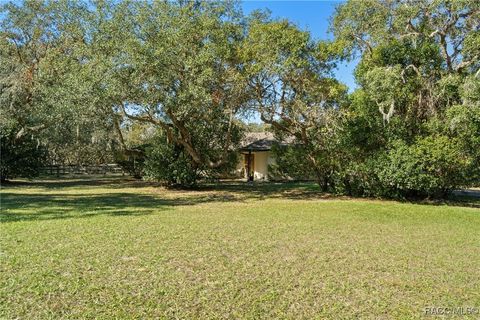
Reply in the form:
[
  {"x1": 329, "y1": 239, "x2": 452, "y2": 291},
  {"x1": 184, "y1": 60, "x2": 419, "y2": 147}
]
[
  {"x1": 1, "y1": 129, "x2": 47, "y2": 182},
  {"x1": 269, "y1": 144, "x2": 314, "y2": 181},
  {"x1": 114, "y1": 147, "x2": 146, "y2": 179},
  {"x1": 336, "y1": 158, "x2": 381, "y2": 197},
  {"x1": 334, "y1": 134, "x2": 477, "y2": 199},
  {"x1": 445, "y1": 104, "x2": 480, "y2": 186},
  {"x1": 375, "y1": 136, "x2": 472, "y2": 198},
  {"x1": 143, "y1": 136, "x2": 200, "y2": 187},
  {"x1": 125, "y1": 133, "x2": 239, "y2": 187}
]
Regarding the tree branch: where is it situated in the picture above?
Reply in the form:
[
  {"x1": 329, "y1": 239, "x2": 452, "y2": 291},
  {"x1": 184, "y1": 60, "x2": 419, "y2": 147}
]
[
  {"x1": 15, "y1": 124, "x2": 47, "y2": 140},
  {"x1": 353, "y1": 34, "x2": 373, "y2": 56},
  {"x1": 401, "y1": 64, "x2": 421, "y2": 83}
]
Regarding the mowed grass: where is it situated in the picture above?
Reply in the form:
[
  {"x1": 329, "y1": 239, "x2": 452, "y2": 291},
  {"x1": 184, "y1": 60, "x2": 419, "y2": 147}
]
[{"x1": 1, "y1": 177, "x2": 480, "y2": 319}]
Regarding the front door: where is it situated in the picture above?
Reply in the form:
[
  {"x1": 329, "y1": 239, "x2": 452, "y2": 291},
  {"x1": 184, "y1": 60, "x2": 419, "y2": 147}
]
[{"x1": 244, "y1": 153, "x2": 255, "y2": 181}]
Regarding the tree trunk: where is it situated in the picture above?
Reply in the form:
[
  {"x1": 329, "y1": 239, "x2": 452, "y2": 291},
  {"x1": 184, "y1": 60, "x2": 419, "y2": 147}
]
[{"x1": 315, "y1": 170, "x2": 328, "y2": 192}]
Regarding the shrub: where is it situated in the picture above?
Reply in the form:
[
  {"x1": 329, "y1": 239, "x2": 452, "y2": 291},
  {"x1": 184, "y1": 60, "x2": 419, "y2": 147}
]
[
  {"x1": 376, "y1": 136, "x2": 472, "y2": 198},
  {"x1": 143, "y1": 137, "x2": 200, "y2": 187},
  {"x1": 445, "y1": 104, "x2": 480, "y2": 186},
  {"x1": 269, "y1": 144, "x2": 314, "y2": 181},
  {"x1": 0, "y1": 128, "x2": 47, "y2": 182},
  {"x1": 336, "y1": 158, "x2": 381, "y2": 197},
  {"x1": 114, "y1": 147, "x2": 146, "y2": 179}
]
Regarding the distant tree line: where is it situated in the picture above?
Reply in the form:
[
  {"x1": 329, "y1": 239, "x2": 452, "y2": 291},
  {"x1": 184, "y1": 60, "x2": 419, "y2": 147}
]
[{"x1": 1, "y1": 0, "x2": 479, "y2": 198}]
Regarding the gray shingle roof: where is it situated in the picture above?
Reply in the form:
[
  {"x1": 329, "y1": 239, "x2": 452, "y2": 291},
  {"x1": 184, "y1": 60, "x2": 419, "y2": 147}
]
[{"x1": 240, "y1": 132, "x2": 288, "y2": 151}]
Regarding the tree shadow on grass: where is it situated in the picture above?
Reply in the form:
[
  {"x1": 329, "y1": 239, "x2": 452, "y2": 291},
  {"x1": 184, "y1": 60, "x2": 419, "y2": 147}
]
[
  {"x1": 196, "y1": 180, "x2": 332, "y2": 201},
  {"x1": 0, "y1": 193, "x2": 164, "y2": 222},
  {"x1": 193, "y1": 181, "x2": 480, "y2": 209},
  {"x1": 0, "y1": 179, "x2": 340, "y2": 223},
  {"x1": 1, "y1": 176, "x2": 158, "y2": 190},
  {"x1": 1, "y1": 178, "x2": 478, "y2": 223},
  {"x1": 196, "y1": 181, "x2": 480, "y2": 209},
  {"x1": 0, "y1": 191, "x2": 244, "y2": 223},
  {"x1": 431, "y1": 195, "x2": 480, "y2": 209}
]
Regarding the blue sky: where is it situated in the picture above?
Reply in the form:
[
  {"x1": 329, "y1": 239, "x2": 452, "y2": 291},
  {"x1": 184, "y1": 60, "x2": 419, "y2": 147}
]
[{"x1": 241, "y1": 0, "x2": 358, "y2": 91}]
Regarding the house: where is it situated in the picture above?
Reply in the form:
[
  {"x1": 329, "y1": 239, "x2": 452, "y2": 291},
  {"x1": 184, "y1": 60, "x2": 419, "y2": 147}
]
[{"x1": 236, "y1": 132, "x2": 278, "y2": 181}]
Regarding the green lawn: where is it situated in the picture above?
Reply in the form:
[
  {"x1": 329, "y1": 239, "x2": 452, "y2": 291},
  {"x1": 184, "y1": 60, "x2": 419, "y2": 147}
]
[{"x1": 1, "y1": 177, "x2": 480, "y2": 319}]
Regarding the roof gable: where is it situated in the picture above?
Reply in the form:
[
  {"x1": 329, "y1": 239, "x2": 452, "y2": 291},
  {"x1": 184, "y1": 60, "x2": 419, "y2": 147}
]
[{"x1": 240, "y1": 132, "x2": 291, "y2": 151}]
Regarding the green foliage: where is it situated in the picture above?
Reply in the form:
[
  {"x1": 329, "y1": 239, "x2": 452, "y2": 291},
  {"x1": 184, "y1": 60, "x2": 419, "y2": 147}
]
[
  {"x1": 0, "y1": 0, "x2": 117, "y2": 167},
  {"x1": 333, "y1": 136, "x2": 477, "y2": 199},
  {"x1": 114, "y1": 148, "x2": 146, "y2": 180},
  {"x1": 1, "y1": 0, "x2": 479, "y2": 197},
  {"x1": 316, "y1": 0, "x2": 480, "y2": 198},
  {"x1": 243, "y1": 122, "x2": 270, "y2": 133},
  {"x1": 445, "y1": 103, "x2": 480, "y2": 182},
  {"x1": 335, "y1": 0, "x2": 479, "y2": 127},
  {"x1": 242, "y1": 16, "x2": 349, "y2": 191},
  {"x1": 143, "y1": 133, "x2": 238, "y2": 187},
  {"x1": 334, "y1": 97, "x2": 480, "y2": 198},
  {"x1": 269, "y1": 144, "x2": 314, "y2": 181},
  {"x1": 143, "y1": 141, "x2": 199, "y2": 187},
  {"x1": 375, "y1": 137, "x2": 473, "y2": 198},
  {"x1": 97, "y1": 0, "x2": 248, "y2": 170},
  {"x1": 0, "y1": 126, "x2": 46, "y2": 181},
  {"x1": 1, "y1": 0, "x2": 247, "y2": 178},
  {"x1": 460, "y1": 76, "x2": 480, "y2": 104},
  {"x1": 335, "y1": 157, "x2": 381, "y2": 197}
]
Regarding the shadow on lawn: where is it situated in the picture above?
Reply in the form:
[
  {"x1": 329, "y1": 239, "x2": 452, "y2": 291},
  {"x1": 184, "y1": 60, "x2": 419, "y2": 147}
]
[
  {"x1": 197, "y1": 181, "x2": 480, "y2": 210},
  {"x1": 1, "y1": 193, "x2": 169, "y2": 222},
  {"x1": 0, "y1": 179, "x2": 335, "y2": 223},
  {"x1": 1, "y1": 188, "x2": 265, "y2": 222},
  {"x1": 193, "y1": 181, "x2": 480, "y2": 209},
  {"x1": 439, "y1": 195, "x2": 480, "y2": 209},
  {"x1": 1, "y1": 176, "x2": 158, "y2": 190},
  {"x1": 1, "y1": 178, "x2": 478, "y2": 223}
]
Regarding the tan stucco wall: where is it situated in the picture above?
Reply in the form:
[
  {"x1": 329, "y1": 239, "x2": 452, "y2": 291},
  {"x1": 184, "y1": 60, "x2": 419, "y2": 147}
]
[
  {"x1": 236, "y1": 151, "x2": 275, "y2": 180},
  {"x1": 253, "y1": 151, "x2": 268, "y2": 180}
]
